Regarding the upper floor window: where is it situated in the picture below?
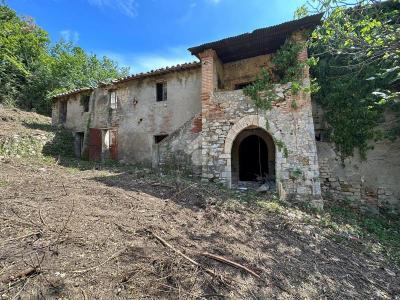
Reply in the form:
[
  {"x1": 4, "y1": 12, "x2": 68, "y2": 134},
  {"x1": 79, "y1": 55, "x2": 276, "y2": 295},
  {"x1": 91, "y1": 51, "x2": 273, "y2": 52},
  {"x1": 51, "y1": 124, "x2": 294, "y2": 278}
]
[
  {"x1": 59, "y1": 101, "x2": 67, "y2": 124},
  {"x1": 156, "y1": 82, "x2": 167, "y2": 102},
  {"x1": 81, "y1": 94, "x2": 90, "y2": 112},
  {"x1": 109, "y1": 90, "x2": 117, "y2": 109}
]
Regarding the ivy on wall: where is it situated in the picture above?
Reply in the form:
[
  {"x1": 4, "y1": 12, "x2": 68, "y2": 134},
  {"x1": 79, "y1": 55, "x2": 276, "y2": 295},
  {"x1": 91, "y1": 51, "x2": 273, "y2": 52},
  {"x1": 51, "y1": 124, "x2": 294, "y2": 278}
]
[
  {"x1": 243, "y1": 39, "x2": 318, "y2": 112},
  {"x1": 242, "y1": 38, "x2": 318, "y2": 158},
  {"x1": 298, "y1": 0, "x2": 400, "y2": 161}
]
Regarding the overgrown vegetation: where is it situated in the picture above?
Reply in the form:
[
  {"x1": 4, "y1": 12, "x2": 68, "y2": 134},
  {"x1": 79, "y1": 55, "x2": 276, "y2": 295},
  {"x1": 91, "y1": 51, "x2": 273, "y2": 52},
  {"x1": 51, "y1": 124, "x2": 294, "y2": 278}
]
[
  {"x1": 253, "y1": 195, "x2": 400, "y2": 266},
  {"x1": 0, "y1": 1, "x2": 129, "y2": 115},
  {"x1": 298, "y1": 0, "x2": 400, "y2": 159},
  {"x1": 243, "y1": 39, "x2": 313, "y2": 110},
  {"x1": 309, "y1": 200, "x2": 400, "y2": 265},
  {"x1": 246, "y1": 0, "x2": 399, "y2": 160}
]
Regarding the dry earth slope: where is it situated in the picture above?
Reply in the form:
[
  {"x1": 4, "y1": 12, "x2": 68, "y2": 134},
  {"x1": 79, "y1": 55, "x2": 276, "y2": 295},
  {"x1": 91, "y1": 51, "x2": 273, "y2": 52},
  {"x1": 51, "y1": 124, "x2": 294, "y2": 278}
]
[{"x1": 0, "y1": 107, "x2": 399, "y2": 299}]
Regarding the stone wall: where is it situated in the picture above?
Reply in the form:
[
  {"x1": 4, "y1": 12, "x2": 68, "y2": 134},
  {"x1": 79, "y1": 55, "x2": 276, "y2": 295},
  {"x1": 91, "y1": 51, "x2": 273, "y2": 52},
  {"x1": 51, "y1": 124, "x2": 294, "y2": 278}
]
[
  {"x1": 156, "y1": 115, "x2": 202, "y2": 176},
  {"x1": 314, "y1": 108, "x2": 400, "y2": 213},
  {"x1": 198, "y1": 32, "x2": 322, "y2": 205},
  {"x1": 201, "y1": 87, "x2": 322, "y2": 204}
]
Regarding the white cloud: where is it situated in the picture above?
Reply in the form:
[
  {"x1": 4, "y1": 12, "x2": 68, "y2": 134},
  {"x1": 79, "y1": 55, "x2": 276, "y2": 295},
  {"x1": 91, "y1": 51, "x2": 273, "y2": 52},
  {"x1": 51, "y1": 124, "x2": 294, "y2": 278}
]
[
  {"x1": 60, "y1": 30, "x2": 79, "y2": 43},
  {"x1": 88, "y1": 0, "x2": 138, "y2": 18},
  {"x1": 98, "y1": 46, "x2": 197, "y2": 74},
  {"x1": 208, "y1": 0, "x2": 221, "y2": 3}
]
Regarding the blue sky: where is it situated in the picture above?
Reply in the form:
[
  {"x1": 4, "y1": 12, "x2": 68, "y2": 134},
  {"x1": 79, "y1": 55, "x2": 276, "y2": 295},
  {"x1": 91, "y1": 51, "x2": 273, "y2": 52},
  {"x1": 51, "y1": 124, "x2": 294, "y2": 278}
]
[{"x1": 7, "y1": 0, "x2": 307, "y2": 74}]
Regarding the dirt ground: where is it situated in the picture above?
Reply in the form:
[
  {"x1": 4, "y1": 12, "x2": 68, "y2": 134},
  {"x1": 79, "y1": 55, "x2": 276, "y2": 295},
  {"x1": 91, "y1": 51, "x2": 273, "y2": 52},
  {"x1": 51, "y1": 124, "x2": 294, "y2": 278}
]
[{"x1": 0, "y1": 108, "x2": 399, "y2": 299}]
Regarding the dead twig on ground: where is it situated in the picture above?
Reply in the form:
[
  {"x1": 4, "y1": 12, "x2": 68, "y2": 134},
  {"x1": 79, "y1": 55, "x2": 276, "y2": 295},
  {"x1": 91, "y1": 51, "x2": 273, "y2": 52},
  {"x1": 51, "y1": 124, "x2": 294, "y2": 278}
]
[
  {"x1": 0, "y1": 232, "x2": 41, "y2": 247},
  {"x1": 1, "y1": 267, "x2": 39, "y2": 285},
  {"x1": 148, "y1": 231, "x2": 227, "y2": 283},
  {"x1": 168, "y1": 183, "x2": 197, "y2": 201},
  {"x1": 38, "y1": 208, "x2": 48, "y2": 228},
  {"x1": 56, "y1": 198, "x2": 75, "y2": 237},
  {"x1": 11, "y1": 278, "x2": 30, "y2": 300},
  {"x1": 200, "y1": 252, "x2": 261, "y2": 279},
  {"x1": 9, "y1": 208, "x2": 41, "y2": 228},
  {"x1": 61, "y1": 183, "x2": 68, "y2": 196}
]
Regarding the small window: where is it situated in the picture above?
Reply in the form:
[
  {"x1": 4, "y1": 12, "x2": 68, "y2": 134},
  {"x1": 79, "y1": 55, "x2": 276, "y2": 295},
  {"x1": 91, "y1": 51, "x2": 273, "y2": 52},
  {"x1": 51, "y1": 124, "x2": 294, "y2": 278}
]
[
  {"x1": 110, "y1": 90, "x2": 117, "y2": 109},
  {"x1": 81, "y1": 95, "x2": 90, "y2": 112},
  {"x1": 59, "y1": 101, "x2": 67, "y2": 124},
  {"x1": 154, "y1": 134, "x2": 168, "y2": 144},
  {"x1": 156, "y1": 82, "x2": 167, "y2": 102}
]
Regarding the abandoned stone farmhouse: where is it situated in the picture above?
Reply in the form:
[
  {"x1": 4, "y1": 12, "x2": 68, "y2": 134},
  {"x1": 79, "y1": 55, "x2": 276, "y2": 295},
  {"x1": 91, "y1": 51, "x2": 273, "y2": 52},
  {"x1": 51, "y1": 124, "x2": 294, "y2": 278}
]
[{"x1": 52, "y1": 14, "x2": 400, "y2": 212}]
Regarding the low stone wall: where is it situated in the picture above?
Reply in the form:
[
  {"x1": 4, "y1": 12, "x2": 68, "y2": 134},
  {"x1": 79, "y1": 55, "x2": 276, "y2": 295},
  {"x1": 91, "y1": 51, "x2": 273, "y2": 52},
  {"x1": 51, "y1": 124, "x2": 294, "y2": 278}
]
[
  {"x1": 156, "y1": 115, "x2": 202, "y2": 176},
  {"x1": 201, "y1": 87, "x2": 322, "y2": 204},
  {"x1": 317, "y1": 141, "x2": 400, "y2": 214}
]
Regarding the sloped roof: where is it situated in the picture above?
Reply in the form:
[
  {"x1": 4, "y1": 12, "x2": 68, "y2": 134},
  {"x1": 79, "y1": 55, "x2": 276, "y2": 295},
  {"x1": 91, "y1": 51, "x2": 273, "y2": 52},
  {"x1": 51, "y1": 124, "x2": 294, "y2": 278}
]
[
  {"x1": 54, "y1": 14, "x2": 323, "y2": 99},
  {"x1": 188, "y1": 13, "x2": 323, "y2": 63},
  {"x1": 53, "y1": 61, "x2": 200, "y2": 99},
  {"x1": 104, "y1": 61, "x2": 201, "y2": 86},
  {"x1": 53, "y1": 87, "x2": 93, "y2": 99}
]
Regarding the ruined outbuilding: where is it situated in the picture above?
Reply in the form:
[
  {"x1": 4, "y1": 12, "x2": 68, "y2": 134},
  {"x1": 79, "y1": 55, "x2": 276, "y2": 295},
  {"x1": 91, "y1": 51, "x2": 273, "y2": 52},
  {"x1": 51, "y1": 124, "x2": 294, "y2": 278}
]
[{"x1": 52, "y1": 14, "x2": 400, "y2": 212}]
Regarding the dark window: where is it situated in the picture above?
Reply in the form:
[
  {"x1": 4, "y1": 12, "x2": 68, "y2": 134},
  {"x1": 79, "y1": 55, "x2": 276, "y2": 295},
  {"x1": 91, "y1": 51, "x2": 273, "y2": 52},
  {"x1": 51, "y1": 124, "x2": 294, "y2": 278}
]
[
  {"x1": 81, "y1": 95, "x2": 90, "y2": 112},
  {"x1": 156, "y1": 82, "x2": 167, "y2": 102},
  {"x1": 234, "y1": 82, "x2": 254, "y2": 90},
  {"x1": 154, "y1": 134, "x2": 168, "y2": 144},
  {"x1": 59, "y1": 101, "x2": 67, "y2": 124},
  {"x1": 110, "y1": 91, "x2": 117, "y2": 109}
]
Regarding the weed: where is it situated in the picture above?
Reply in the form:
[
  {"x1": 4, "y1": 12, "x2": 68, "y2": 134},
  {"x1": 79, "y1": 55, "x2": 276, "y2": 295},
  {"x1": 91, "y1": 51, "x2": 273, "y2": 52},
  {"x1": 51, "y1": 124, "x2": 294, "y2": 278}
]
[
  {"x1": 0, "y1": 179, "x2": 9, "y2": 188},
  {"x1": 311, "y1": 201, "x2": 400, "y2": 265}
]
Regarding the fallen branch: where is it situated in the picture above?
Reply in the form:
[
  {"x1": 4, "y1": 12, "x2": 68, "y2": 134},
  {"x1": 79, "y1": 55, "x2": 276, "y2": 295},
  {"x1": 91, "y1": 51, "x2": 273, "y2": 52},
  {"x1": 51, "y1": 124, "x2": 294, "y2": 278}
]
[
  {"x1": 200, "y1": 252, "x2": 261, "y2": 279},
  {"x1": 148, "y1": 231, "x2": 226, "y2": 282},
  {"x1": 1, "y1": 267, "x2": 39, "y2": 285}
]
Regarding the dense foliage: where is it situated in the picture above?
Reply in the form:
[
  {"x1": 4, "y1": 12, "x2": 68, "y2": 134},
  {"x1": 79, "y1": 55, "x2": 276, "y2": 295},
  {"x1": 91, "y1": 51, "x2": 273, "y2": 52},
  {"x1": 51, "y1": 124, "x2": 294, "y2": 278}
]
[
  {"x1": 300, "y1": 0, "x2": 400, "y2": 159},
  {"x1": 0, "y1": 2, "x2": 129, "y2": 115},
  {"x1": 246, "y1": 0, "x2": 399, "y2": 160}
]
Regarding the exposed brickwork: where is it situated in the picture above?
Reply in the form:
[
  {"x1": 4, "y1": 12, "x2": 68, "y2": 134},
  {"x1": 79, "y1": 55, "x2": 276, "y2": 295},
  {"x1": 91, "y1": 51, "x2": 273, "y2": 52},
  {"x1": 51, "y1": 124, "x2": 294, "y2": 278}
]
[{"x1": 191, "y1": 114, "x2": 202, "y2": 133}]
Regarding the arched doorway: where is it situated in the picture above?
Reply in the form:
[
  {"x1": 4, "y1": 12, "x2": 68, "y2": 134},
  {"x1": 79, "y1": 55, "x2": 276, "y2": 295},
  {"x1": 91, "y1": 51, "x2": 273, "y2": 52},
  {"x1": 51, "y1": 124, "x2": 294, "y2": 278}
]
[
  {"x1": 231, "y1": 127, "x2": 275, "y2": 186},
  {"x1": 239, "y1": 135, "x2": 268, "y2": 181}
]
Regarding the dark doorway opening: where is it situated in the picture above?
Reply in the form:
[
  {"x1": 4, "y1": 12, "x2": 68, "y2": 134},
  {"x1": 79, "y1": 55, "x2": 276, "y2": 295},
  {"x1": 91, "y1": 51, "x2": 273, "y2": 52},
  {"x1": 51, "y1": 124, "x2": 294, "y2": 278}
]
[
  {"x1": 231, "y1": 127, "x2": 275, "y2": 186},
  {"x1": 239, "y1": 135, "x2": 268, "y2": 181},
  {"x1": 75, "y1": 132, "x2": 84, "y2": 158}
]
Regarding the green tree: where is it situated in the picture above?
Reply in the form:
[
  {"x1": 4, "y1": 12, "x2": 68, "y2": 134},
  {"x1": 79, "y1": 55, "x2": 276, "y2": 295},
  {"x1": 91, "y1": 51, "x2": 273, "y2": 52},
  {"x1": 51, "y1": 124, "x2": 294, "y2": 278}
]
[
  {"x1": 0, "y1": 3, "x2": 49, "y2": 107},
  {"x1": 40, "y1": 41, "x2": 129, "y2": 113},
  {"x1": 296, "y1": 0, "x2": 400, "y2": 159},
  {"x1": 0, "y1": 2, "x2": 129, "y2": 115}
]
